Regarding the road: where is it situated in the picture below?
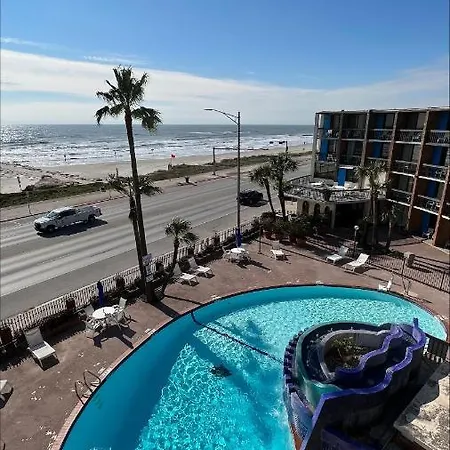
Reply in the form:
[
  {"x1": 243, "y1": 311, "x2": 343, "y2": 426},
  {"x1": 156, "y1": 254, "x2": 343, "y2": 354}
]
[{"x1": 0, "y1": 167, "x2": 308, "y2": 318}]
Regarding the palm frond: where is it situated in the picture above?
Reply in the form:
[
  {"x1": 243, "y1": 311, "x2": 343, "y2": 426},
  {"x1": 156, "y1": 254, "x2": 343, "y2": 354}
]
[
  {"x1": 95, "y1": 106, "x2": 111, "y2": 124},
  {"x1": 96, "y1": 91, "x2": 116, "y2": 104},
  {"x1": 138, "y1": 174, "x2": 162, "y2": 196},
  {"x1": 107, "y1": 174, "x2": 130, "y2": 196},
  {"x1": 180, "y1": 231, "x2": 199, "y2": 245},
  {"x1": 132, "y1": 107, "x2": 162, "y2": 132},
  {"x1": 164, "y1": 217, "x2": 193, "y2": 238},
  {"x1": 130, "y1": 73, "x2": 148, "y2": 106}
]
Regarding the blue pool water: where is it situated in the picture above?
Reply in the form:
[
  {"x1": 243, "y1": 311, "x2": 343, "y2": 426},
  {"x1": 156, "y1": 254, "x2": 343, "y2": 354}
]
[{"x1": 62, "y1": 286, "x2": 446, "y2": 450}]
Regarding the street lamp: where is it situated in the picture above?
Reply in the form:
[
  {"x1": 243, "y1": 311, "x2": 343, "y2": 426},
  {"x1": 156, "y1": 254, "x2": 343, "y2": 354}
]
[
  {"x1": 353, "y1": 225, "x2": 360, "y2": 256},
  {"x1": 205, "y1": 108, "x2": 242, "y2": 246}
]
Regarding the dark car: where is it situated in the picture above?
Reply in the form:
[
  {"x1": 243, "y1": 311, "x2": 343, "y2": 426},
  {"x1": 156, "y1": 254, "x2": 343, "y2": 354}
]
[{"x1": 239, "y1": 189, "x2": 263, "y2": 206}]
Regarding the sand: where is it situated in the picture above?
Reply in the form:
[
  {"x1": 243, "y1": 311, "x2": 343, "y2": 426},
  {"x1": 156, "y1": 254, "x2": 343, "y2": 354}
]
[{"x1": 0, "y1": 145, "x2": 312, "y2": 194}]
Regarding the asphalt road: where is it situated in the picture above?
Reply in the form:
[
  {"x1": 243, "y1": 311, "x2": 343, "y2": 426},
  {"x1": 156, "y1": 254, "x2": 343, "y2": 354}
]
[{"x1": 0, "y1": 167, "x2": 308, "y2": 318}]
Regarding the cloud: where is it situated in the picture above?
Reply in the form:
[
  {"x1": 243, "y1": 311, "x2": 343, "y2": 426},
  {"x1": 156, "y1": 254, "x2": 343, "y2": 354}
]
[
  {"x1": 83, "y1": 55, "x2": 148, "y2": 66},
  {"x1": 0, "y1": 36, "x2": 62, "y2": 50},
  {"x1": 1, "y1": 49, "x2": 448, "y2": 124}
]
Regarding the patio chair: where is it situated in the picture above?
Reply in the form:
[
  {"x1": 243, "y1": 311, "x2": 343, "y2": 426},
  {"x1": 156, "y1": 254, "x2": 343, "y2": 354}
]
[
  {"x1": 173, "y1": 264, "x2": 199, "y2": 285},
  {"x1": 325, "y1": 246, "x2": 349, "y2": 264},
  {"x1": 188, "y1": 257, "x2": 213, "y2": 277},
  {"x1": 113, "y1": 297, "x2": 131, "y2": 324},
  {"x1": 343, "y1": 253, "x2": 370, "y2": 273},
  {"x1": 378, "y1": 276, "x2": 393, "y2": 292},
  {"x1": 0, "y1": 380, "x2": 13, "y2": 402},
  {"x1": 271, "y1": 243, "x2": 286, "y2": 260},
  {"x1": 422, "y1": 228, "x2": 434, "y2": 239},
  {"x1": 24, "y1": 327, "x2": 58, "y2": 368}
]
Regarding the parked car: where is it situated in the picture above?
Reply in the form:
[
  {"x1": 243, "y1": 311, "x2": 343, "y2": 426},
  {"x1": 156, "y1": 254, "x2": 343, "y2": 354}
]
[
  {"x1": 239, "y1": 190, "x2": 263, "y2": 206},
  {"x1": 34, "y1": 205, "x2": 102, "y2": 233}
]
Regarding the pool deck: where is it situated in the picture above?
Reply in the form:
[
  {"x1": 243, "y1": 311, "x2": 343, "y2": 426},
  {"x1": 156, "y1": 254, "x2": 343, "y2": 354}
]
[{"x1": 0, "y1": 238, "x2": 448, "y2": 450}]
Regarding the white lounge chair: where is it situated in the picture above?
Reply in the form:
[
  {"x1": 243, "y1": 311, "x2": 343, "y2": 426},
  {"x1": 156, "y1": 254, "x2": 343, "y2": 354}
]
[
  {"x1": 343, "y1": 253, "x2": 369, "y2": 272},
  {"x1": 24, "y1": 327, "x2": 58, "y2": 368},
  {"x1": 0, "y1": 380, "x2": 13, "y2": 402},
  {"x1": 378, "y1": 277, "x2": 393, "y2": 292},
  {"x1": 173, "y1": 264, "x2": 198, "y2": 285},
  {"x1": 188, "y1": 257, "x2": 213, "y2": 277},
  {"x1": 113, "y1": 297, "x2": 131, "y2": 324},
  {"x1": 271, "y1": 243, "x2": 286, "y2": 260},
  {"x1": 326, "y1": 246, "x2": 349, "y2": 264}
]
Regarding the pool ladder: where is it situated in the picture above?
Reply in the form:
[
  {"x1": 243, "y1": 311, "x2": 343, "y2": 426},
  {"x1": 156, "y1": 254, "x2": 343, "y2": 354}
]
[{"x1": 74, "y1": 370, "x2": 102, "y2": 404}]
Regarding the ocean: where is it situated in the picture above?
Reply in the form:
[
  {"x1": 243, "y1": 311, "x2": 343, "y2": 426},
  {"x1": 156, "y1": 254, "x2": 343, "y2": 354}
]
[{"x1": 0, "y1": 124, "x2": 314, "y2": 167}]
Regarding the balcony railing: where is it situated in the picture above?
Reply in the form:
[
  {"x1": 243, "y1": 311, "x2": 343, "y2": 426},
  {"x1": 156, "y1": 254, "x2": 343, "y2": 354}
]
[
  {"x1": 318, "y1": 129, "x2": 340, "y2": 139},
  {"x1": 416, "y1": 195, "x2": 441, "y2": 213},
  {"x1": 419, "y1": 164, "x2": 448, "y2": 180},
  {"x1": 443, "y1": 202, "x2": 450, "y2": 218},
  {"x1": 288, "y1": 185, "x2": 372, "y2": 203},
  {"x1": 366, "y1": 156, "x2": 388, "y2": 163},
  {"x1": 341, "y1": 129, "x2": 365, "y2": 139},
  {"x1": 368, "y1": 129, "x2": 393, "y2": 141},
  {"x1": 391, "y1": 160, "x2": 417, "y2": 175},
  {"x1": 339, "y1": 155, "x2": 362, "y2": 166},
  {"x1": 427, "y1": 130, "x2": 450, "y2": 146},
  {"x1": 396, "y1": 129, "x2": 423, "y2": 143},
  {"x1": 388, "y1": 189, "x2": 412, "y2": 205},
  {"x1": 314, "y1": 160, "x2": 336, "y2": 175}
]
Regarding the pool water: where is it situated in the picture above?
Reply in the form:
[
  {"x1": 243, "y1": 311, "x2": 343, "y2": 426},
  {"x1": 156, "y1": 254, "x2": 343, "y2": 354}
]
[{"x1": 62, "y1": 286, "x2": 446, "y2": 450}]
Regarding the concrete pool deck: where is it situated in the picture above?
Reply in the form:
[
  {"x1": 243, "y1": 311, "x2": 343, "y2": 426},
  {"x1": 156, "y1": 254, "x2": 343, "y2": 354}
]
[{"x1": 0, "y1": 238, "x2": 448, "y2": 450}]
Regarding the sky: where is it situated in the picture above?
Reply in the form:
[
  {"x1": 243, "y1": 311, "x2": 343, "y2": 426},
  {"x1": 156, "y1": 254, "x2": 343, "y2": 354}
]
[{"x1": 1, "y1": 0, "x2": 449, "y2": 125}]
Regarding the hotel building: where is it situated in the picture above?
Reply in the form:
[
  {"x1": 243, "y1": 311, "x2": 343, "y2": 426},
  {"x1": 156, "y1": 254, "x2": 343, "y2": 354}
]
[{"x1": 287, "y1": 107, "x2": 450, "y2": 249}]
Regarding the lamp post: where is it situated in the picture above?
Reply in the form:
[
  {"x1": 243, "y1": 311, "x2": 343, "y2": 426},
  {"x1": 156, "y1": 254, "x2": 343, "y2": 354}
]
[
  {"x1": 353, "y1": 225, "x2": 359, "y2": 257},
  {"x1": 205, "y1": 108, "x2": 241, "y2": 245}
]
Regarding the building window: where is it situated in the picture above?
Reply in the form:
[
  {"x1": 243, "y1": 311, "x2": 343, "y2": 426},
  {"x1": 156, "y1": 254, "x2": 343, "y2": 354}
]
[{"x1": 384, "y1": 114, "x2": 394, "y2": 128}]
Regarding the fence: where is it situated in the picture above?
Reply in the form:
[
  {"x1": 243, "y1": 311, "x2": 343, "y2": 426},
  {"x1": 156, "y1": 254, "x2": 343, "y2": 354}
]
[{"x1": 0, "y1": 220, "x2": 256, "y2": 336}]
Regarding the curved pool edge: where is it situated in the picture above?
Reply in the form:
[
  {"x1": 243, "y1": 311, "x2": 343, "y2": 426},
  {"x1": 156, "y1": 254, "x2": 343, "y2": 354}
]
[{"x1": 51, "y1": 283, "x2": 449, "y2": 450}]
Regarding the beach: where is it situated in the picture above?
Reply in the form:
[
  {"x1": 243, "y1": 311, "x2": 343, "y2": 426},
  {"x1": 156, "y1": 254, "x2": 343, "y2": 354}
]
[{"x1": 0, "y1": 145, "x2": 312, "y2": 194}]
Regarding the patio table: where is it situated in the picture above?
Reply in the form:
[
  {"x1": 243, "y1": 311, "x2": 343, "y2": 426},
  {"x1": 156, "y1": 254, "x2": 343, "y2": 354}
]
[{"x1": 92, "y1": 306, "x2": 116, "y2": 321}]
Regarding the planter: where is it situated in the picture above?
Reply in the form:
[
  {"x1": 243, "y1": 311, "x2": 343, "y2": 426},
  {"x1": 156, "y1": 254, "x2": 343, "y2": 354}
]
[
  {"x1": 275, "y1": 233, "x2": 284, "y2": 242},
  {"x1": 296, "y1": 237, "x2": 307, "y2": 246},
  {"x1": 264, "y1": 231, "x2": 274, "y2": 239},
  {"x1": 289, "y1": 234, "x2": 297, "y2": 244}
]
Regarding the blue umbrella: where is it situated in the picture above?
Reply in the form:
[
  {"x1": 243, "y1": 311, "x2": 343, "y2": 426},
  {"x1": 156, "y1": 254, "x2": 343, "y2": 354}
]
[
  {"x1": 235, "y1": 228, "x2": 242, "y2": 248},
  {"x1": 97, "y1": 280, "x2": 105, "y2": 307}
]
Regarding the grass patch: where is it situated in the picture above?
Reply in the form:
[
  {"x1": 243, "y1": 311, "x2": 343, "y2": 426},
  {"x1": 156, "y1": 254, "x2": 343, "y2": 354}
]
[{"x1": 1, "y1": 152, "x2": 310, "y2": 208}]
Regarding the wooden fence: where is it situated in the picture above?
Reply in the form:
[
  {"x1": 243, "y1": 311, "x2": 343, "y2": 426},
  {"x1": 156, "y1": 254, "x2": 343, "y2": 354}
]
[{"x1": 0, "y1": 220, "x2": 256, "y2": 336}]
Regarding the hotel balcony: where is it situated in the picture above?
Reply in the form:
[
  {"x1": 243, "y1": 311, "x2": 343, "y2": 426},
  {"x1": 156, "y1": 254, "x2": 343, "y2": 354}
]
[
  {"x1": 391, "y1": 160, "x2": 417, "y2": 175},
  {"x1": 341, "y1": 129, "x2": 365, "y2": 140},
  {"x1": 415, "y1": 195, "x2": 441, "y2": 214},
  {"x1": 368, "y1": 129, "x2": 393, "y2": 141},
  {"x1": 418, "y1": 164, "x2": 448, "y2": 181},
  {"x1": 318, "y1": 129, "x2": 340, "y2": 139},
  {"x1": 314, "y1": 160, "x2": 336, "y2": 178},
  {"x1": 339, "y1": 155, "x2": 362, "y2": 166},
  {"x1": 427, "y1": 130, "x2": 450, "y2": 146},
  {"x1": 388, "y1": 189, "x2": 412, "y2": 205},
  {"x1": 366, "y1": 156, "x2": 388, "y2": 165},
  {"x1": 287, "y1": 185, "x2": 372, "y2": 203},
  {"x1": 396, "y1": 129, "x2": 423, "y2": 143}
]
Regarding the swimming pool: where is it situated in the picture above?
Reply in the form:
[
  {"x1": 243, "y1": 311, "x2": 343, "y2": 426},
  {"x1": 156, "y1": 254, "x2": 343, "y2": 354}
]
[{"x1": 61, "y1": 286, "x2": 446, "y2": 450}]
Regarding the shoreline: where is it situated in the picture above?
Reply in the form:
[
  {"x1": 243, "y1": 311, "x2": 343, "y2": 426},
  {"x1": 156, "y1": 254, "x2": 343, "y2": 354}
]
[{"x1": 0, "y1": 145, "x2": 312, "y2": 194}]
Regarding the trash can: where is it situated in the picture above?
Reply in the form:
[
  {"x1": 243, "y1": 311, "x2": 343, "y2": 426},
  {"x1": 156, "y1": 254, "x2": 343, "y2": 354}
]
[{"x1": 404, "y1": 252, "x2": 415, "y2": 268}]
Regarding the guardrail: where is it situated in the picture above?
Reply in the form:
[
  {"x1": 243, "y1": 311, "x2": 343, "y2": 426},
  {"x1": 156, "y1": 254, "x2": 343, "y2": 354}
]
[{"x1": 0, "y1": 220, "x2": 255, "y2": 336}]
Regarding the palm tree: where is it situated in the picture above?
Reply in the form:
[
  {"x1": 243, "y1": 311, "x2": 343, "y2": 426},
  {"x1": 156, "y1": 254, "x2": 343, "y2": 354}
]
[
  {"x1": 96, "y1": 66, "x2": 161, "y2": 299},
  {"x1": 249, "y1": 164, "x2": 275, "y2": 215},
  {"x1": 355, "y1": 161, "x2": 387, "y2": 248},
  {"x1": 161, "y1": 217, "x2": 198, "y2": 293},
  {"x1": 382, "y1": 203, "x2": 400, "y2": 251},
  {"x1": 269, "y1": 153, "x2": 298, "y2": 220},
  {"x1": 108, "y1": 174, "x2": 162, "y2": 297}
]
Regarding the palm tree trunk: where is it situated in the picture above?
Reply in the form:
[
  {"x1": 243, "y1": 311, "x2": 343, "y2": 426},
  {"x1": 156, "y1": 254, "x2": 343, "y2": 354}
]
[
  {"x1": 129, "y1": 196, "x2": 144, "y2": 287},
  {"x1": 278, "y1": 181, "x2": 286, "y2": 219},
  {"x1": 125, "y1": 112, "x2": 154, "y2": 301},
  {"x1": 385, "y1": 221, "x2": 393, "y2": 250},
  {"x1": 264, "y1": 180, "x2": 275, "y2": 215},
  {"x1": 162, "y1": 240, "x2": 179, "y2": 293},
  {"x1": 371, "y1": 193, "x2": 377, "y2": 248}
]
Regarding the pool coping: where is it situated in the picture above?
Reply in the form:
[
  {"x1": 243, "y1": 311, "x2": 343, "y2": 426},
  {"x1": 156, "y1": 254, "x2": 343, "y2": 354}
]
[{"x1": 51, "y1": 283, "x2": 449, "y2": 450}]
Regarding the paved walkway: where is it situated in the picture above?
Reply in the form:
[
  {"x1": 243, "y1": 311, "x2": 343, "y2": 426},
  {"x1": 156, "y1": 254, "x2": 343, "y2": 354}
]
[{"x1": 0, "y1": 238, "x2": 448, "y2": 450}]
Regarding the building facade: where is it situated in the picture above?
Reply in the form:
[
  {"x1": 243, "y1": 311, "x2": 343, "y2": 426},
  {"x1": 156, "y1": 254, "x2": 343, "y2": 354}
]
[{"x1": 309, "y1": 107, "x2": 450, "y2": 248}]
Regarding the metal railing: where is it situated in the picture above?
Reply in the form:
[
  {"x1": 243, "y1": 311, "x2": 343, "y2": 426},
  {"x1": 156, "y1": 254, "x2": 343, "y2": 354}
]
[
  {"x1": 288, "y1": 185, "x2": 372, "y2": 203},
  {"x1": 0, "y1": 221, "x2": 255, "y2": 336},
  {"x1": 368, "y1": 129, "x2": 393, "y2": 141},
  {"x1": 388, "y1": 189, "x2": 412, "y2": 205},
  {"x1": 341, "y1": 129, "x2": 365, "y2": 139},
  {"x1": 391, "y1": 160, "x2": 417, "y2": 175},
  {"x1": 443, "y1": 202, "x2": 450, "y2": 218},
  {"x1": 339, "y1": 155, "x2": 362, "y2": 166},
  {"x1": 427, "y1": 130, "x2": 450, "y2": 145},
  {"x1": 419, "y1": 164, "x2": 447, "y2": 180},
  {"x1": 318, "y1": 129, "x2": 340, "y2": 139},
  {"x1": 415, "y1": 195, "x2": 441, "y2": 213},
  {"x1": 396, "y1": 129, "x2": 423, "y2": 143},
  {"x1": 314, "y1": 161, "x2": 336, "y2": 179}
]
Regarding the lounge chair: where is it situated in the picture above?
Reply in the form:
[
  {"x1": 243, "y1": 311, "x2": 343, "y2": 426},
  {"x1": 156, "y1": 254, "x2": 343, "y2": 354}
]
[
  {"x1": 188, "y1": 257, "x2": 213, "y2": 277},
  {"x1": 343, "y1": 253, "x2": 370, "y2": 272},
  {"x1": 325, "y1": 246, "x2": 349, "y2": 264},
  {"x1": 422, "y1": 228, "x2": 434, "y2": 239},
  {"x1": 24, "y1": 327, "x2": 58, "y2": 368},
  {"x1": 271, "y1": 243, "x2": 286, "y2": 260},
  {"x1": 378, "y1": 277, "x2": 393, "y2": 292},
  {"x1": 173, "y1": 264, "x2": 198, "y2": 285},
  {"x1": 0, "y1": 380, "x2": 13, "y2": 402}
]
